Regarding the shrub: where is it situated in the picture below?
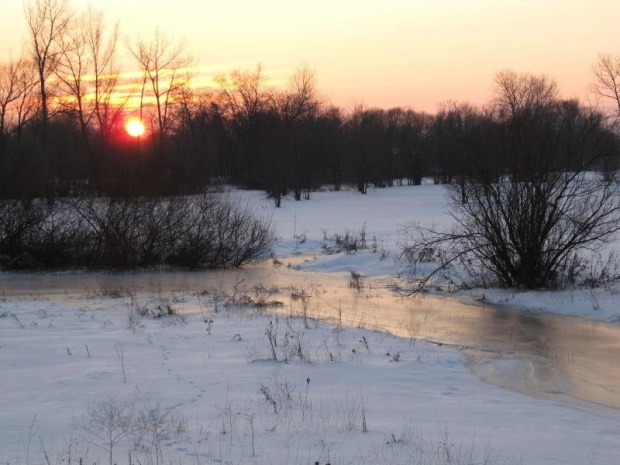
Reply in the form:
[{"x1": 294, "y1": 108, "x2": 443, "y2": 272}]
[
  {"x1": 403, "y1": 171, "x2": 620, "y2": 290},
  {"x1": 322, "y1": 224, "x2": 367, "y2": 254},
  {"x1": 0, "y1": 195, "x2": 275, "y2": 270}
]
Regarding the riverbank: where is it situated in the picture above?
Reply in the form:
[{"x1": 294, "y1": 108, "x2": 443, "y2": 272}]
[
  {"x1": 2, "y1": 183, "x2": 620, "y2": 464},
  {"x1": 2, "y1": 280, "x2": 619, "y2": 464},
  {"x1": 233, "y1": 183, "x2": 620, "y2": 324}
]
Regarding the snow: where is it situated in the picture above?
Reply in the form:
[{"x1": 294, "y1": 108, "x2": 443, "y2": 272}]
[
  {"x1": 233, "y1": 182, "x2": 620, "y2": 324},
  {"x1": 2, "y1": 183, "x2": 620, "y2": 464},
  {"x1": 1, "y1": 293, "x2": 619, "y2": 464},
  {"x1": 235, "y1": 182, "x2": 450, "y2": 260}
]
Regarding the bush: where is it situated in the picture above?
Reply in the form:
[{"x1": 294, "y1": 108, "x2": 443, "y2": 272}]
[
  {"x1": 403, "y1": 172, "x2": 620, "y2": 290},
  {"x1": 0, "y1": 195, "x2": 275, "y2": 270},
  {"x1": 169, "y1": 198, "x2": 275, "y2": 268},
  {"x1": 0, "y1": 200, "x2": 47, "y2": 269},
  {"x1": 0, "y1": 200, "x2": 89, "y2": 269},
  {"x1": 322, "y1": 224, "x2": 367, "y2": 254}
]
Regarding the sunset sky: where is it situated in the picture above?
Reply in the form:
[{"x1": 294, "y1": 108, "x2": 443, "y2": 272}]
[{"x1": 1, "y1": 0, "x2": 619, "y2": 113}]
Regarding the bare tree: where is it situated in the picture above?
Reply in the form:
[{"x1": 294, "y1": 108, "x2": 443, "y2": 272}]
[
  {"x1": 492, "y1": 69, "x2": 558, "y2": 120},
  {"x1": 0, "y1": 55, "x2": 37, "y2": 147},
  {"x1": 276, "y1": 65, "x2": 322, "y2": 201},
  {"x1": 592, "y1": 54, "x2": 620, "y2": 122},
  {"x1": 215, "y1": 64, "x2": 271, "y2": 129},
  {"x1": 397, "y1": 108, "x2": 433, "y2": 186},
  {"x1": 403, "y1": 71, "x2": 620, "y2": 290},
  {"x1": 277, "y1": 64, "x2": 320, "y2": 122},
  {"x1": 128, "y1": 29, "x2": 192, "y2": 142},
  {"x1": 84, "y1": 6, "x2": 121, "y2": 146},
  {"x1": 135, "y1": 401, "x2": 185, "y2": 465},
  {"x1": 346, "y1": 104, "x2": 390, "y2": 194},
  {"x1": 0, "y1": 59, "x2": 22, "y2": 147},
  {"x1": 315, "y1": 105, "x2": 345, "y2": 190},
  {"x1": 55, "y1": 12, "x2": 90, "y2": 144},
  {"x1": 77, "y1": 396, "x2": 137, "y2": 465},
  {"x1": 24, "y1": 0, "x2": 72, "y2": 141},
  {"x1": 54, "y1": 6, "x2": 122, "y2": 147},
  {"x1": 215, "y1": 65, "x2": 275, "y2": 195}
]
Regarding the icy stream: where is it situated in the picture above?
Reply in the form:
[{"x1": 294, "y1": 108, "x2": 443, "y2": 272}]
[{"x1": 2, "y1": 259, "x2": 619, "y2": 414}]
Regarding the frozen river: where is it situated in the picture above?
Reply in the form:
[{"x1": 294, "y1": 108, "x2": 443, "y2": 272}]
[{"x1": 2, "y1": 259, "x2": 619, "y2": 414}]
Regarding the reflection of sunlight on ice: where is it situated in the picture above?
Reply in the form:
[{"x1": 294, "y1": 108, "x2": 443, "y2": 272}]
[{"x1": 2, "y1": 258, "x2": 620, "y2": 414}]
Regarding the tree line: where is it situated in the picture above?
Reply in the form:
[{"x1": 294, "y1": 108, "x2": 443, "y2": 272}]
[{"x1": 1, "y1": 0, "x2": 620, "y2": 203}]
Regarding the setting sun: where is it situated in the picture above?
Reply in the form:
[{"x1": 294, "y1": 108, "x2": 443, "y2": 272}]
[{"x1": 125, "y1": 118, "x2": 145, "y2": 137}]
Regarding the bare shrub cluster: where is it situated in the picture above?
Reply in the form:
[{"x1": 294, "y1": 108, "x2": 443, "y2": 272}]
[
  {"x1": 403, "y1": 172, "x2": 620, "y2": 290},
  {"x1": 348, "y1": 269, "x2": 363, "y2": 291},
  {"x1": 0, "y1": 195, "x2": 274, "y2": 270},
  {"x1": 77, "y1": 396, "x2": 185, "y2": 465},
  {"x1": 224, "y1": 281, "x2": 284, "y2": 308},
  {"x1": 0, "y1": 200, "x2": 82, "y2": 269},
  {"x1": 322, "y1": 225, "x2": 367, "y2": 254},
  {"x1": 263, "y1": 318, "x2": 309, "y2": 362}
]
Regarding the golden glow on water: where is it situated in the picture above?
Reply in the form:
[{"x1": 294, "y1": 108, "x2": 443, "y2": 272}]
[{"x1": 1, "y1": 259, "x2": 619, "y2": 414}]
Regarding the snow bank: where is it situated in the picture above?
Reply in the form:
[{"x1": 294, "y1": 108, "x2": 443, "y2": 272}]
[{"x1": 232, "y1": 183, "x2": 620, "y2": 324}]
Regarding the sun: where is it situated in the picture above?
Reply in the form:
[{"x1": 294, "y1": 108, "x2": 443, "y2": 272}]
[{"x1": 125, "y1": 118, "x2": 145, "y2": 137}]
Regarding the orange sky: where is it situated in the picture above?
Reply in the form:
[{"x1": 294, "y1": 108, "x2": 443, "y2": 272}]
[{"x1": 2, "y1": 0, "x2": 619, "y2": 113}]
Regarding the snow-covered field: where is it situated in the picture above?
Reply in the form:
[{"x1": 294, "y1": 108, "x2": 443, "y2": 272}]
[
  {"x1": 2, "y1": 290, "x2": 619, "y2": 465},
  {"x1": 2, "y1": 183, "x2": 620, "y2": 465},
  {"x1": 235, "y1": 183, "x2": 620, "y2": 324}
]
